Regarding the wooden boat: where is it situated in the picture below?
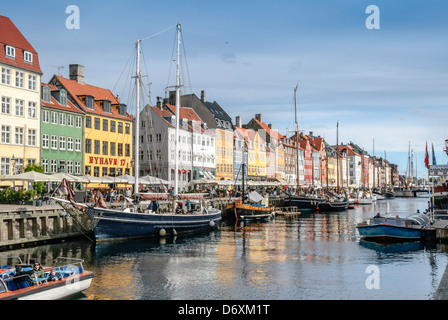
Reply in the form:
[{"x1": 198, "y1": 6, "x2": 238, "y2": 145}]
[
  {"x1": 225, "y1": 164, "x2": 274, "y2": 222},
  {"x1": 316, "y1": 198, "x2": 349, "y2": 212},
  {"x1": 357, "y1": 213, "x2": 430, "y2": 241},
  {"x1": 0, "y1": 257, "x2": 94, "y2": 300}
]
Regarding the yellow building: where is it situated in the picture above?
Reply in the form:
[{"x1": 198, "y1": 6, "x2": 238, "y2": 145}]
[
  {"x1": 235, "y1": 127, "x2": 267, "y2": 179},
  {"x1": 275, "y1": 143, "x2": 285, "y2": 180},
  {"x1": 0, "y1": 16, "x2": 42, "y2": 188},
  {"x1": 49, "y1": 66, "x2": 133, "y2": 185},
  {"x1": 215, "y1": 128, "x2": 234, "y2": 180}
]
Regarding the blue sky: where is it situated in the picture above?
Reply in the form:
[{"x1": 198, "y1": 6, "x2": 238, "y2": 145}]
[{"x1": 2, "y1": 0, "x2": 448, "y2": 176}]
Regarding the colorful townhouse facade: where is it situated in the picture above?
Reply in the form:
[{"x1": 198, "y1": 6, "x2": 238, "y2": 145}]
[
  {"x1": 0, "y1": 16, "x2": 42, "y2": 188},
  {"x1": 49, "y1": 66, "x2": 134, "y2": 180},
  {"x1": 40, "y1": 83, "x2": 84, "y2": 175}
]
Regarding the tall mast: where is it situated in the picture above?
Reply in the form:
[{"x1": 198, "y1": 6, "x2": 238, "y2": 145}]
[
  {"x1": 294, "y1": 84, "x2": 300, "y2": 196},
  {"x1": 174, "y1": 23, "x2": 181, "y2": 197},
  {"x1": 133, "y1": 39, "x2": 141, "y2": 194},
  {"x1": 336, "y1": 121, "x2": 339, "y2": 194}
]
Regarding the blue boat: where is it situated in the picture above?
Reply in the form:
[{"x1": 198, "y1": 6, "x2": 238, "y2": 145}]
[{"x1": 356, "y1": 213, "x2": 430, "y2": 241}]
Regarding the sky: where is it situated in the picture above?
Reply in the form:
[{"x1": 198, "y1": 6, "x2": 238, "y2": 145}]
[{"x1": 2, "y1": 0, "x2": 448, "y2": 177}]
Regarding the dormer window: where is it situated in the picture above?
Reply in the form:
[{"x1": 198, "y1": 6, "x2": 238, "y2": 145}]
[
  {"x1": 42, "y1": 86, "x2": 51, "y2": 103},
  {"x1": 60, "y1": 90, "x2": 67, "y2": 106},
  {"x1": 5, "y1": 46, "x2": 15, "y2": 58},
  {"x1": 85, "y1": 95, "x2": 94, "y2": 109},
  {"x1": 103, "y1": 100, "x2": 111, "y2": 113},
  {"x1": 118, "y1": 103, "x2": 127, "y2": 116},
  {"x1": 24, "y1": 51, "x2": 33, "y2": 63}
]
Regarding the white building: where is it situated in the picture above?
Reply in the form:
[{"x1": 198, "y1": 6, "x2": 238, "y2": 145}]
[{"x1": 0, "y1": 16, "x2": 42, "y2": 188}]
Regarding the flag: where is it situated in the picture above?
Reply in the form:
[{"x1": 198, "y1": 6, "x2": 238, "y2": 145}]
[
  {"x1": 424, "y1": 142, "x2": 429, "y2": 169},
  {"x1": 432, "y1": 143, "x2": 437, "y2": 165}
]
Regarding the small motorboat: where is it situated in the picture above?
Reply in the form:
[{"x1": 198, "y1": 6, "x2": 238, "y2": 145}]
[
  {"x1": 357, "y1": 213, "x2": 430, "y2": 241},
  {"x1": 0, "y1": 257, "x2": 94, "y2": 300}
]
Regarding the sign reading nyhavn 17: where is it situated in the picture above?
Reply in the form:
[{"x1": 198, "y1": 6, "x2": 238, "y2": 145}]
[{"x1": 89, "y1": 156, "x2": 128, "y2": 166}]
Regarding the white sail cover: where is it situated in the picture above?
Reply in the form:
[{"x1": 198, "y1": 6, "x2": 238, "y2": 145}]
[{"x1": 248, "y1": 191, "x2": 264, "y2": 203}]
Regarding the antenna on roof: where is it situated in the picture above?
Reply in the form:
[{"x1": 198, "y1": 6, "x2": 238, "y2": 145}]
[{"x1": 51, "y1": 66, "x2": 65, "y2": 76}]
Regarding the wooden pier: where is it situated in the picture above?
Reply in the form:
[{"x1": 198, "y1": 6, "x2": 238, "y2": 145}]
[
  {"x1": 274, "y1": 206, "x2": 301, "y2": 218},
  {"x1": 0, "y1": 204, "x2": 83, "y2": 251}
]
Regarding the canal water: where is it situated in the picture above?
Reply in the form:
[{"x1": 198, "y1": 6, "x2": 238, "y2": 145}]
[{"x1": 4, "y1": 197, "x2": 448, "y2": 300}]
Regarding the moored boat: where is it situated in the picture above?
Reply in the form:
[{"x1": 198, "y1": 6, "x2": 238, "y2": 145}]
[
  {"x1": 316, "y1": 198, "x2": 349, "y2": 212},
  {"x1": 0, "y1": 257, "x2": 94, "y2": 300},
  {"x1": 357, "y1": 213, "x2": 430, "y2": 241}
]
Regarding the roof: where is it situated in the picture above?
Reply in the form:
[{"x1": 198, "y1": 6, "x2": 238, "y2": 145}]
[
  {"x1": 0, "y1": 15, "x2": 42, "y2": 74},
  {"x1": 41, "y1": 83, "x2": 84, "y2": 115},
  {"x1": 50, "y1": 75, "x2": 133, "y2": 121}
]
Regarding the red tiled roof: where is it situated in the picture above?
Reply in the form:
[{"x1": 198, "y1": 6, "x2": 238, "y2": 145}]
[
  {"x1": 41, "y1": 83, "x2": 84, "y2": 114},
  {"x1": 0, "y1": 15, "x2": 42, "y2": 74},
  {"x1": 52, "y1": 75, "x2": 133, "y2": 121}
]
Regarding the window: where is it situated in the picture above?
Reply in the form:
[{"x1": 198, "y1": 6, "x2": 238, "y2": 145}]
[
  {"x1": 51, "y1": 135, "x2": 58, "y2": 149},
  {"x1": 42, "y1": 110, "x2": 49, "y2": 123},
  {"x1": 74, "y1": 161, "x2": 81, "y2": 175},
  {"x1": 85, "y1": 139, "x2": 91, "y2": 153},
  {"x1": 28, "y1": 102, "x2": 36, "y2": 118},
  {"x1": 110, "y1": 142, "x2": 116, "y2": 156},
  {"x1": 156, "y1": 134, "x2": 162, "y2": 142},
  {"x1": 42, "y1": 159, "x2": 48, "y2": 173},
  {"x1": 1, "y1": 97, "x2": 11, "y2": 114},
  {"x1": 28, "y1": 74, "x2": 36, "y2": 91},
  {"x1": 59, "y1": 113, "x2": 66, "y2": 126},
  {"x1": 59, "y1": 136, "x2": 66, "y2": 150},
  {"x1": 50, "y1": 160, "x2": 57, "y2": 173},
  {"x1": 94, "y1": 140, "x2": 100, "y2": 154},
  {"x1": 75, "y1": 116, "x2": 82, "y2": 128},
  {"x1": 15, "y1": 99, "x2": 24, "y2": 116},
  {"x1": 1, "y1": 125, "x2": 10, "y2": 143},
  {"x1": 67, "y1": 114, "x2": 74, "y2": 127},
  {"x1": 85, "y1": 96, "x2": 94, "y2": 109},
  {"x1": 102, "y1": 141, "x2": 108, "y2": 155},
  {"x1": 75, "y1": 138, "x2": 81, "y2": 152},
  {"x1": 94, "y1": 166, "x2": 99, "y2": 177},
  {"x1": 51, "y1": 111, "x2": 58, "y2": 124},
  {"x1": 5, "y1": 46, "x2": 15, "y2": 58},
  {"x1": 94, "y1": 118, "x2": 100, "y2": 130},
  {"x1": 42, "y1": 86, "x2": 51, "y2": 102},
  {"x1": 60, "y1": 90, "x2": 67, "y2": 106},
  {"x1": 67, "y1": 137, "x2": 74, "y2": 151},
  {"x1": 67, "y1": 161, "x2": 73, "y2": 174},
  {"x1": 15, "y1": 71, "x2": 24, "y2": 88},
  {"x1": 27, "y1": 129, "x2": 36, "y2": 146},
  {"x1": 118, "y1": 122, "x2": 123, "y2": 133},
  {"x1": 15, "y1": 127, "x2": 24, "y2": 144},
  {"x1": 85, "y1": 116, "x2": 91, "y2": 128},
  {"x1": 102, "y1": 167, "x2": 108, "y2": 176},
  {"x1": 125, "y1": 144, "x2": 130, "y2": 157},
  {"x1": 42, "y1": 134, "x2": 49, "y2": 148},
  {"x1": 103, "y1": 100, "x2": 111, "y2": 113},
  {"x1": 1, "y1": 67, "x2": 11, "y2": 85},
  {"x1": 1, "y1": 157, "x2": 10, "y2": 176},
  {"x1": 125, "y1": 123, "x2": 130, "y2": 134},
  {"x1": 102, "y1": 119, "x2": 108, "y2": 131},
  {"x1": 118, "y1": 143, "x2": 123, "y2": 156},
  {"x1": 110, "y1": 121, "x2": 116, "y2": 132},
  {"x1": 24, "y1": 51, "x2": 33, "y2": 63}
]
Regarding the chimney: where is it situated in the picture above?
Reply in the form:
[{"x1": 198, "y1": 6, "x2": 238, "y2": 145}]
[
  {"x1": 235, "y1": 116, "x2": 242, "y2": 128},
  {"x1": 201, "y1": 90, "x2": 206, "y2": 102},
  {"x1": 69, "y1": 64, "x2": 85, "y2": 84},
  {"x1": 309, "y1": 131, "x2": 313, "y2": 137},
  {"x1": 156, "y1": 96, "x2": 163, "y2": 109},
  {"x1": 268, "y1": 124, "x2": 273, "y2": 129},
  {"x1": 255, "y1": 113, "x2": 262, "y2": 122}
]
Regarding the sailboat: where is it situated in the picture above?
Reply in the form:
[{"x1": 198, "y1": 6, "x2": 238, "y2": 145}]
[
  {"x1": 225, "y1": 164, "x2": 274, "y2": 222},
  {"x1": 283, "y1": 84, "x2": 323, "y2": 211},
  {"x1": 53, "y1": 24, "x2": 221, "y2": 242}
]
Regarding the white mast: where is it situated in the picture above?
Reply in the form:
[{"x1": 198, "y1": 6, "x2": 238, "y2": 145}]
[
  {"x1": 174, "y1": 24, "x2": 181, "y2": 197},
  {"x1": 134, "y1": 39, "x2": 141, "y2": 194}
]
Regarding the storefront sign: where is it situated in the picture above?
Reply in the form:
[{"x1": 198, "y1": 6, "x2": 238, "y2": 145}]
[
  {"x1": 429, "y1": 165, "x2": 448, "y2": 176},
  {"x1": 88, "y1": 156, "x2": 127, "y2": 166}
]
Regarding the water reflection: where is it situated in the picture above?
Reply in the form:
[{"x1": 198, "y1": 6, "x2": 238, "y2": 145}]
[{"x1": 1, "y1": 198, "x2": 448, "y2": 299}]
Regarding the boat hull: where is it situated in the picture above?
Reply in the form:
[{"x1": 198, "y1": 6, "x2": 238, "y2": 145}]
[
  {"x1": 0, "y1": 272, "x2": 94, "y2": 300},
  {"x1": 284, "y1": 196, "x2": 321, "y2": 211},
  {"x1": 316, "y1": 201, "x2": 349, "y2": 212},
  {"x1": 226, "y1": 203, "x2": 274, "y2": 221},
  {"x1": 88, "y1": 207, "x2": 222, "y2": 242},
  {"x1": 357, "y1": 224, "x2": 423, "y2": 240}
]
